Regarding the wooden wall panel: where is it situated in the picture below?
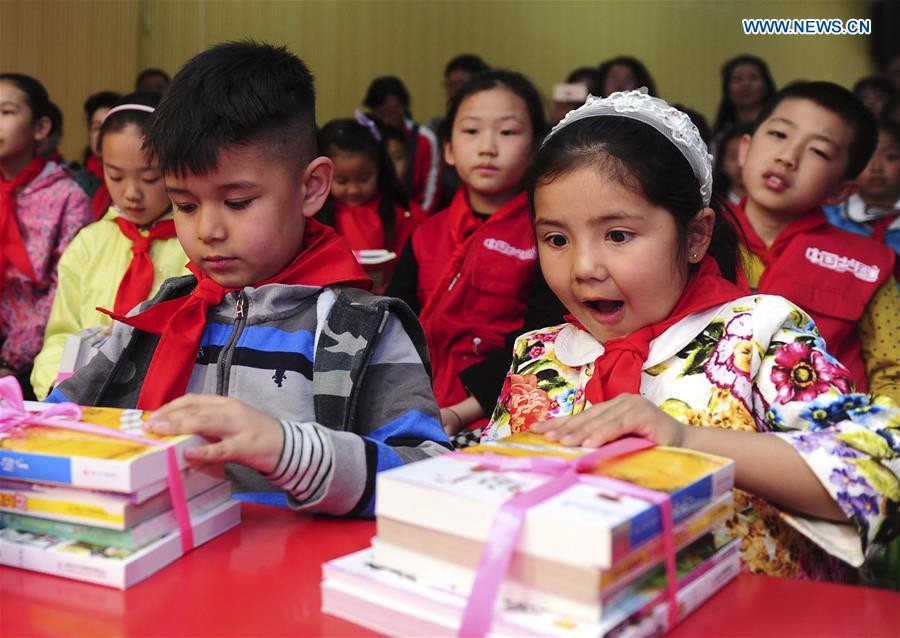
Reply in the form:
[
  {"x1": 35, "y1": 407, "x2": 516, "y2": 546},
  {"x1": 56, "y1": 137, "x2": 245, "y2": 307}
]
[
  {"x1": 1, "y1": 0, "x2": 876, "y2": 161},
  {"x1": 136, "y1": 0, "x2": 875, "y2": 129},
  {"x1": 1, "y1": 0, "x2": 139, "y2": 162}
]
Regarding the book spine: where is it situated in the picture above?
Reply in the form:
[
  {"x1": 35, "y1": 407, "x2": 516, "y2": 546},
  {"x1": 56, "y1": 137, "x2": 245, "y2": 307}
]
[
  {"x1": 613, "y1": 540, "x2": 740, "y2": 638},
  {"x1": 0, "y1": 500, "x2": 241, "y2": 590},
  {"x1": 0, "y1": 489, "x2": 127, "y2": 528},
  {"x1": 0, "y1": 450, "x2": 74, "y2": 485},
  {"x1": 625, "y1": 465, "x2": 734, "y2": 551},
  {"x1": 1, "y1": 482, "x2": 231, "y2": 549},
  {"x1": 603, "y1": 494, "x2": 732, "y2": 591},
  {"x1": 1, "y1": 436, "x2": 202, "y2": 494}
]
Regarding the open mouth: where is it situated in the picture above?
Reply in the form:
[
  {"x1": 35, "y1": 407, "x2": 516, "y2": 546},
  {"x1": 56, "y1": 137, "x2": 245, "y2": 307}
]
[{"x1": 585, "y1": 299, "x2": 624, "y2": 314}]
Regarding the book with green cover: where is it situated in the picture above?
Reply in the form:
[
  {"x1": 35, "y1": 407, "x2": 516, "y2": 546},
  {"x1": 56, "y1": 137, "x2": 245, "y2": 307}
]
[{"x1": 1, "y1": 481, "x2": 231, "y2": 549}]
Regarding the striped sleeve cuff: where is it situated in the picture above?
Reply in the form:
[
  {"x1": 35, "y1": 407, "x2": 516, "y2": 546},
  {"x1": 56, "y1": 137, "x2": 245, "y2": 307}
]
[{"x1": 263, "y1": 420, "x2": 335, "y2": 506}]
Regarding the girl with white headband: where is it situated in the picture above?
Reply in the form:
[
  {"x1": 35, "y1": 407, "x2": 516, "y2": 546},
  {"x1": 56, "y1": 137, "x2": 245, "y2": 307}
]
[
  {"x1": 31, "y1": 93, "x2": 188, "y2": 399},
  {"x1": 483, "y1": 89, "x2": 899, "y2": 581}
]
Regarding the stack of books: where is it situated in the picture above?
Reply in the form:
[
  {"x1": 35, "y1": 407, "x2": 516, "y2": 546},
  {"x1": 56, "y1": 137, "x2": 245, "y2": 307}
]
[
  {"x1": 0, "y1": 402, "x2": 240, "y2": 589},
  {"x1": 323, "y1": 432, "x2": 740, "y2": 636}
]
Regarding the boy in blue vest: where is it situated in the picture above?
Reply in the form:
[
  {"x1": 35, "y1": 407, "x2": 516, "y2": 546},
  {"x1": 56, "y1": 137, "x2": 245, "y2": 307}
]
[
  {"x1": 729, "y1": 81, "x2": 898, "y2": 404},
  {"x1": 47, "y1": 41, "x2": 449, "y2": 516}
]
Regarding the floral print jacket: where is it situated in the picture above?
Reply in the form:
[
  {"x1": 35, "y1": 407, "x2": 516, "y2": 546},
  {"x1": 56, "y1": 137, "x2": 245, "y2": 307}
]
[{"x1": 483, "y1": 294, "x2": 900, "y2": 580}]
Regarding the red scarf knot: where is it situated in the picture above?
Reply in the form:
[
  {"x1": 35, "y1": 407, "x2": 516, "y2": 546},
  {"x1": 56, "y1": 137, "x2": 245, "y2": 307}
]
[
  {"x1": 579, "y1": 257, "x2": 744, "y2": 406},
  {"x1": 100, "y1": 218, "x2": 370, "y2": 409}
]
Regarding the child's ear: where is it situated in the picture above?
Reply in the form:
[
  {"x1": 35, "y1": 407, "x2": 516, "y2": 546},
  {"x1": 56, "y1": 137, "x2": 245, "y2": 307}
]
[
  {"x1": 443, "y1": 140, "x2": 457, "y2": 167},
  {"x1": 687, "y1": 207, "x2": 715, "y2": 263},
  {"x1": 32, "y1": 115, "x2": 51, "y2": 144},
  {"x1": 737, "y1": 133, "x2": 753, "y2": 168},
  {"x1": 299, "y1": 156, "x2": 333, "y2": 219},
  {"x1": 822, "y1": 179, "x2": 858, "y2": 206}
]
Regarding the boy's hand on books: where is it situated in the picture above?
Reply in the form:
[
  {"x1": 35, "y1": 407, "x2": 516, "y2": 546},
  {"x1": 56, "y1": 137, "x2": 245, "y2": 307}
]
[
  {"x1": 529, "y1": 393, "x2": 688, "y2": 449},
  {"x1": 144, "y1": 394, "x2": 284, "y2": 474}
]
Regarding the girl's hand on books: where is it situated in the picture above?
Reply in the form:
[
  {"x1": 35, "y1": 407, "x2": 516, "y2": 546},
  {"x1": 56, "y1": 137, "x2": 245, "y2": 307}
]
[
  {"x1": 529, "y1": 393, "x2": 688, "y2": 448},
  {"x1": 144, "y1": 394, "x2": 284, "y2": 474}
]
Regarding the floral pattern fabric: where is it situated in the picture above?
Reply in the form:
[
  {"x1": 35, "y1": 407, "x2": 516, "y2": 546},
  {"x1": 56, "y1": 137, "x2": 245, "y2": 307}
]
[
  {"x1": 0, "y1": 163, "x2": 92, "y2": 370},
  {"x1": 483, "y1": 294, "x2": 900, "y2": 580}
]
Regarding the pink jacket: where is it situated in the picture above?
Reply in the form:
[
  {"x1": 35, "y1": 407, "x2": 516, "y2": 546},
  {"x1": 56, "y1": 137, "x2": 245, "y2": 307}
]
[{"x1": 0, "y1": 163, "x2": 92, "y2": 370}]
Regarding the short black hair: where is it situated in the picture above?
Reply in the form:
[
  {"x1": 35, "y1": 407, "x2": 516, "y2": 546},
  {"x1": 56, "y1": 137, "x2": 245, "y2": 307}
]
[
  {"x1": 135, "y1": 68, "x2": 170, "y2": 91},
  {"x1": 0, "y1": 73, "x2": 50, "y2": 122},
  {"x1": 444, "y1": 54, "x2": 490, "y2": 78},
  {"x1": 145, "y1": 41, "x2": 317, "y2": 177},
  {"x1": 753, "y1": 81, "x2": 878, "y2": 179},
  {"x1": 83, "y1": 91, "x2": 122, "y2": 124},
  {"x1": 363, "y1": 76, "x2": 411, "y2": 111}
]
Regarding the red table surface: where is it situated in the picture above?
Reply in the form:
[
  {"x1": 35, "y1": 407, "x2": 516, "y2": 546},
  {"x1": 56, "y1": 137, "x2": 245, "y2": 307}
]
[{"x1": 1, "y1": 502, "x2": 898, "y2": 637}]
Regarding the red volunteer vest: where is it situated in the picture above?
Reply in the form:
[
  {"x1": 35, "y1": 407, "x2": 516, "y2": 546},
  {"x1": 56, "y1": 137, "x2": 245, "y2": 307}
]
[
  {"x1": 734, "y1": 202, "x2": 895, "y2": 391},
  {"x1": 413, "y1": 189, "x2": 536, "y2": 415}
]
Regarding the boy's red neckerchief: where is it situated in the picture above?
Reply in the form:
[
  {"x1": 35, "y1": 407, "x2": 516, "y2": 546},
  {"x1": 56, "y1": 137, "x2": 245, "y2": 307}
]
[{"x1": 102, "y1": 218, "x2": 371, "y2": 410}]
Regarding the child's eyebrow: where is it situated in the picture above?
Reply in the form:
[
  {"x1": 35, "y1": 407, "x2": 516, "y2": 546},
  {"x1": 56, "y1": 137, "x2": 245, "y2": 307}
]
[
  {"x1": 535, "y1": 211, "x2": 642, "y2": 228},
  {"x1": 769, "y1": 116, "x2": 840, "y2": 148},
  {"x1": 165, "y1": 186, "x2": 193, "y2": 196},
  {"x1": 104, "y1": 162, "x2": 158, "y2": 172},
  {"x1": 217, "y1": 181, "x2": 261, "y2": 193},
  {"x1": 458, "y1": 114, "x2": 524, "y2": 123}
]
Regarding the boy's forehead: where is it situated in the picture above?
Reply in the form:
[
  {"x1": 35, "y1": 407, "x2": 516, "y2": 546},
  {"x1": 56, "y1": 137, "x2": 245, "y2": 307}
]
[
  {"x1": 164, "y1": 143, "x2": 297, "y2": 188},
  {"x1": 765, "y1": 98, "x2": 852, "y2": 147}
]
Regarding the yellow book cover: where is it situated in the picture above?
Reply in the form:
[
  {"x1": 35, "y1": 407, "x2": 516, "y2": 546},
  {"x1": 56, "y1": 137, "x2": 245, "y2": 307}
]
[
  {"x1": 464, "y1": 432, "x2": 734, "y2": 494},
  {"x1": 0, "y1": 405, "x2": 202, "y2": 493}
]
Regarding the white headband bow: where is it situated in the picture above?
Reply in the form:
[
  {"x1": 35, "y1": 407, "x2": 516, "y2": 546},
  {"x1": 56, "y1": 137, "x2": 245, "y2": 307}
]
[{"x1": 543, "y1": 88, "x2": 713, "y2": 207}]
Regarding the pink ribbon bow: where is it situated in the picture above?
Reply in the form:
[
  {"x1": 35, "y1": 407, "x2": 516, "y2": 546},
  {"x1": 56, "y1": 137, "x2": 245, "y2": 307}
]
[
  {"x1": 0, "y1": 377, "x2": 194, "y2": 553},
  {"x1": 457, "y1": 436, "x2": 678, "y2": 637}
]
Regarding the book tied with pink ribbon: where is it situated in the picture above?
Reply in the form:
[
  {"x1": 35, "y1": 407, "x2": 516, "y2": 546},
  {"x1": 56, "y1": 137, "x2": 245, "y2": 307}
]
[
  {"x1": 323, "y1": 431, "x2": 739, "y2": 637},
  {"x1": 0, "y1": 378, "x2": 239, "y2": 588}
]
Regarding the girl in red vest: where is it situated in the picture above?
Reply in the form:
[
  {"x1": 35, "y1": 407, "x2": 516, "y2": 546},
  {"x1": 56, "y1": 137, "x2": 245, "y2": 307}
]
[
  {"x1": 0, "y1": 73, "x2": 92, "y2": 399},
  {"x1": 387, "y1": 70, "x2": 549, "y2": 443},
  {"x1": 30, "y1": 93, "x2": 188, "y2": 399},
  {"x1": 317, "y1": 114, "x2": 424, "y2": 290}
]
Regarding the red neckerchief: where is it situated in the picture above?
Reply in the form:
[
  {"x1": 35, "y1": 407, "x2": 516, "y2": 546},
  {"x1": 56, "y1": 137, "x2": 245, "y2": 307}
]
[
  {"x1": 113, "y1": 215, "x2": 178, "y2": 315},
  {"x1": 85, "y1": 154, "x2": 103, "y2": 180},
  {"x1": 101, "y1": 218, "x2": 371, "y2": 409},
  {"x1": 418, "y1": 188, "x2": 529, "y2": 329},
  {"x1": 731, "y1": 197, "x2": 829, "y2": 267},
  {"x1": 334, "y1": 195, "x2": 384, "y2": 251},
  {"x1": 92, "y1": 184, "x2": 111, "y2": 221},
  {"x1": 572, "y1": 257, "x2": 744, "y2": 405},
  {"x1": 0, "y1": 157, "x2": 46, "y2": 289}
]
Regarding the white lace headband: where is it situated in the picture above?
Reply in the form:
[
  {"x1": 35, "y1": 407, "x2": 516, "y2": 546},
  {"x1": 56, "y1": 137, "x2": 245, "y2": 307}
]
[
  {"x1": 543, "y1": 88, "x2": 713, "y2": 207},
  {"x1": 101, "y1": 103, "x2": 155, "y2": 124}
]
